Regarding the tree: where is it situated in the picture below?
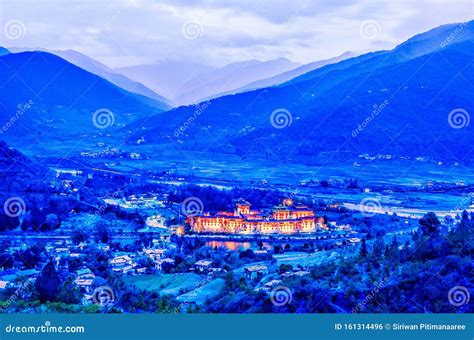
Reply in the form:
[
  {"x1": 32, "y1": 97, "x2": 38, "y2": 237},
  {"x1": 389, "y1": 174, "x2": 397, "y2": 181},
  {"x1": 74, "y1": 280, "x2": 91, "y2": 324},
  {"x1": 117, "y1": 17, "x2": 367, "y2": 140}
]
[
  {"x1": 279, "y1": 263, "x2": 293, "y2": 274},
  {"x1": 41, "y1": 213, "x2": 61, "y2": 231},
  {"x1": 0, "y1": 211, "x2": 20, "y2": 231},
  {"x1": 95, "y1": 222, "x2": 110, "y2": 244},
  {"x1": 35, "y1": 261, "x2": 60, "y2": 302},
  {"x1": 385, "y1": 236, "x2": 400, "y2": 262},
  {"x1": 14, "y1": 245, "x2": 44, "y2": 269},
  {"x1": 161, "y1": 260, "x2": 174, "y2": 273},
  {"x1": 359, "y1": 238, "x2": 368, "y2": 258},
  {"x1": 372, "y1": 236, "x2": 385, "y2": 259},
  {"x1": 57, "y1": 277, "x2": 82, "y2": 304},
  {"x1": 419, "y1": 212, "x2": 441, "y2": 236},
  {"x1": 72, "y1": 229, "x2": 89, "y2": 245}
]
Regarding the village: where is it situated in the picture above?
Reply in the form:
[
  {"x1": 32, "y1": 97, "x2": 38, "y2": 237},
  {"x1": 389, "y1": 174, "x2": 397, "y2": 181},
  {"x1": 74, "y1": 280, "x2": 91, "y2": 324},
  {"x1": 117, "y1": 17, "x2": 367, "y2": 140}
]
[
  {"x1": 0, "y1": 178, "x2": 364, "y2": 310},
  {"x1": 0, "y1": 161, "x2": 468, "y2": 313}
]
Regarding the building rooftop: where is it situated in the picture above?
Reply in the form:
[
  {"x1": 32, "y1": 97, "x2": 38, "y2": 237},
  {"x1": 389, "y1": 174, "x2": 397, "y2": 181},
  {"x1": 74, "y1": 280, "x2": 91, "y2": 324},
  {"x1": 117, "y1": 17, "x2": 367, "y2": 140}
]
[
  {"x1": 76, "y1": 268, "x2": 93, "y2": 277},
  {"x1": 244, "y1": 265, "x2": 268, "y2": 272},
  {"x1": 195, "y1": 260, "x2": 213, "y2": 267},
  {"x1": 264, "y1": 279, "x2": 282, "y2": 287}
]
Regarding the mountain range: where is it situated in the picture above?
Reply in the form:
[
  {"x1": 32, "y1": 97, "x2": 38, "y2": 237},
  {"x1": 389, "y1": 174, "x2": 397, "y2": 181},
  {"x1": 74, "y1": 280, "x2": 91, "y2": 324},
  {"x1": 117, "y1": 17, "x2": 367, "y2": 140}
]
[
  {"x1": 115, "y1": 60, "x2": 217, "y2": 106},
  {"x1": 8, "y1": 47, "x2": 171, "y2": 106},
  {"x1": 0, "y1": 50, "x2": 168, "y2": 144},
  {"x1": 115, "y1": 58, "x2": 301, "y2": 106},
  {"x1": 128, "y1": 21, "x2": 474, "y2": 164},
  {"x1": 0, "y1": 20, "x2": 473, "y2": 166},
  {"x1": 232, "y1": 51, "x2": 359, "y2": 94},
  {"x1": 171, "y1": 58, "x2": 301, "y2": 105}
]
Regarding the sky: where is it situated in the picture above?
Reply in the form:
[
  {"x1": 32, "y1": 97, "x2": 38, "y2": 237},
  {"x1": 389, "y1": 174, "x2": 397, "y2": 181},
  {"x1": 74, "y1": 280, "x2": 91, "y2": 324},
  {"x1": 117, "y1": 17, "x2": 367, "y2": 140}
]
[{"x1": 0, "y1": 0, "x2": 473, "y2": 68}]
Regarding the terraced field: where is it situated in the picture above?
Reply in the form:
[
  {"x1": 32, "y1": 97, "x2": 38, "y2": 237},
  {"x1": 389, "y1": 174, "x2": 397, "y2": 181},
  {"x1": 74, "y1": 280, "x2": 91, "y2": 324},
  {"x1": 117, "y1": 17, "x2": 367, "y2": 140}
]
[
  {"x1": 177, "y1": 278, "x2": 225, "y2": 305},
  {"x1": 124, "y1": 273, "x2": 206, "y2": 296}
]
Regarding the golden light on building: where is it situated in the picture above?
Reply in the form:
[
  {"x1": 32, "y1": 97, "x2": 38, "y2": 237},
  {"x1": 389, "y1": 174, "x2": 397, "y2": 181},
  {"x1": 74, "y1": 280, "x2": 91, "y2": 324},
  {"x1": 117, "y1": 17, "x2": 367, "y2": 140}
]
[{"x1": 186, "y1": 199, "x2": 325, "y2": 235}]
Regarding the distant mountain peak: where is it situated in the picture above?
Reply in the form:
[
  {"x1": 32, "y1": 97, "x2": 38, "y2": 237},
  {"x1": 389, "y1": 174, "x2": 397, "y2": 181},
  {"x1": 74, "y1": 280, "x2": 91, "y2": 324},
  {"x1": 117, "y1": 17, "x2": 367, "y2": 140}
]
[
  {"x1": 7, "y1": 47, "x2": 171, "y2": 107},
  {"x1": 0, "y1": 50, "x2": 168, "y2": 147},
  {"x1": 115, "y1": 58, "x2": 300, "y2": 106},
  {"x1": 131, "y1": 20, "x2": 474, "y2": 165},
  {"x1": 0, "y1": 47, "x2": 9, "y2": 57}
]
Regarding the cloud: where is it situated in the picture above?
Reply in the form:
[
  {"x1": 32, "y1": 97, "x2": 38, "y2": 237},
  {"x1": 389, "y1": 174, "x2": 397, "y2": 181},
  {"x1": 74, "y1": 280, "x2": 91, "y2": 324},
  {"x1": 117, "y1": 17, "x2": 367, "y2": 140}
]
[{"x1": 0, "y1": 0, "x2": 472, "y2": 68}]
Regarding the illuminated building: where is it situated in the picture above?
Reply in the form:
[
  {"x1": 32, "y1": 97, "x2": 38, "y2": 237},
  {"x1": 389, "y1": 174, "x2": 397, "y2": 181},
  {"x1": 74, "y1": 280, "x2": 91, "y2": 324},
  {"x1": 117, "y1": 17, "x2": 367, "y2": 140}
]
[{"x1": 186, "y1": 198, "x2": 326, "y2": 234}]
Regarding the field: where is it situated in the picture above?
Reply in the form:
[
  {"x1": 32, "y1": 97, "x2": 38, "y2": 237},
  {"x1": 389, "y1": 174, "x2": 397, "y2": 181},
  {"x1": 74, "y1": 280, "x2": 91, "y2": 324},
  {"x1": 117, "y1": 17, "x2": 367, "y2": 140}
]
[
  {"x1": 124, "y1": 273, "x2": 207, "y2": 296},
  {"x1": 176, "y1": 278, "x2": 225, "y2": 305}
]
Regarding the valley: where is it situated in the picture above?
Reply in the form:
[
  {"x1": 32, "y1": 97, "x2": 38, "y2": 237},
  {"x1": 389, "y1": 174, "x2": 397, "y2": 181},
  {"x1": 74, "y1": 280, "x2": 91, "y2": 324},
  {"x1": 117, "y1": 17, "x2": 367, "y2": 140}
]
[{"x1": 0, "y1": 17, "x2": 472, "y2": 315}]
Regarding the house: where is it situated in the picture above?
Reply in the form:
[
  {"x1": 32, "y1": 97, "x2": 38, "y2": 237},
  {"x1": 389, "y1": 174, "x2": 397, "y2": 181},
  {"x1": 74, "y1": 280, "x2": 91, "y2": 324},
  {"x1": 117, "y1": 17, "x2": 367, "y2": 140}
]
[
  {"x1": 97, "y1": 244, "x2": 110, "y2": 252},
  {"x1": 244, "y1": 265, "x2": 268, "y2": 279},
  {"x1": 348, "y1": 238, "x2": 361, "y2": 245},
  {"x1": 146, "y1": 215, "x2": 166, "y2": 228},
  {"x1": 75, "y1": 278, "x2": 94, "y2": 292},
  {"x1": 76, "y1": 268, "x2": 95, "y2": 279},
  {"x1": 13, "y1": 269, "x2": 38, "y2": 279},
  {"x1": 169, "y1": 225, "x2": 185, "y2": 236},
  {"x1": 110, "y1": 255, "x2": 136, "y2": 275},
  {"x1": 0, "y1": 269, "x2": 38, "y2": 288},
  {"x1": 143, "y1": 248, "x2": 167, "y2": 269},
  {"x1": 75, "y1": 268, "x2": 96, "y2": 293},
  {"x1": 53, "y1": 247, "x2": 71, "y2": 266},
  {"x1": 264, "y1": 279, "x2": 282, "y2": 290},
  {"x1": 135, "y1": 267, "x2": 148, "y2": 275},
  {"x1": 254, "y1": 250, "x2": 268, "y2": 255},
  {"x1": 159, "y1": 230, "x2": 175, "y2": 243},
  {"x1": 110, "y1": 255, "x2": 132, "y2": 268},
  {"x1": 0, "y1": 280, "x2": 11, "y2": 290},
  {"x1": 194, "y1": 260, "x2": 213, "y2": 273},
  {"x1": 281, "y1": 270, "x2": 310, "y2": 278},
  {"x1": 208, "y1": 267, "x2": 226, "y2": 276},
  {"x1": 143, "y1": 248, "x2": 166, "y2": 261}
]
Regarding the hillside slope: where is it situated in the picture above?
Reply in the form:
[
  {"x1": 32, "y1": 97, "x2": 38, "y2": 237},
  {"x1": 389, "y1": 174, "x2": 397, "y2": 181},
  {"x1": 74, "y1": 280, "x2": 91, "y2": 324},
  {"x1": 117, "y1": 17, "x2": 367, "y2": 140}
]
[{"x1": 127, "y1": 21, "x2": 474, "y2": 164}]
